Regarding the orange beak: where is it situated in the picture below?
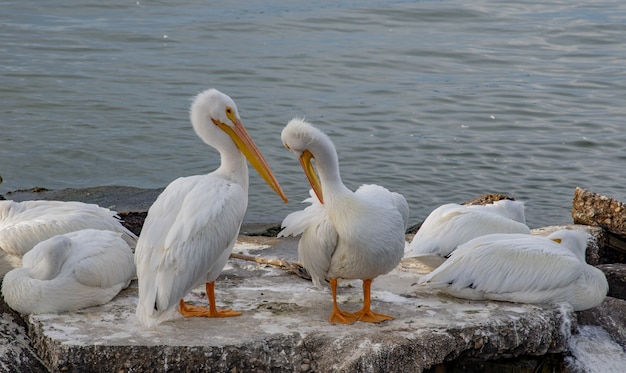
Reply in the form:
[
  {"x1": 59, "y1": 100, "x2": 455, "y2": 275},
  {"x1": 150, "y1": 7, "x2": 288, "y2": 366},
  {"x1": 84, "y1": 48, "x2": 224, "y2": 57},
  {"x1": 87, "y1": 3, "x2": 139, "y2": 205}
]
[
  {"x1": 213, "y1": 117, "x2": 288, "y2": 203},
  {"x1": 299, "y1": 150, "x2": 323, "y2": 204}
]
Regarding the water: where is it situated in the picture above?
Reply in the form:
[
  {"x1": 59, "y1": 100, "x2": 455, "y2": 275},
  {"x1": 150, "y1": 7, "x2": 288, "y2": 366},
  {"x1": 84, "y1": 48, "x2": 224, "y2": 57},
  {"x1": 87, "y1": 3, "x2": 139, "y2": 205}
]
[{"x1": 1, "y1": 0, "x2": 625, "y2": 227}]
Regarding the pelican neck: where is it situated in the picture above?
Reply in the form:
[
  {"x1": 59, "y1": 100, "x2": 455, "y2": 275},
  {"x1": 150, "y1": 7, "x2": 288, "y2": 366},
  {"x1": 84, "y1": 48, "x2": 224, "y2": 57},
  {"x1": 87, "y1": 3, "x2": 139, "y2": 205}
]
[
  {"x1": 215, "y1": 144, "x2": 249, "y2": 187},
  {"x1": 311, "y1": 142, "x2": 352, "y2": 202}
]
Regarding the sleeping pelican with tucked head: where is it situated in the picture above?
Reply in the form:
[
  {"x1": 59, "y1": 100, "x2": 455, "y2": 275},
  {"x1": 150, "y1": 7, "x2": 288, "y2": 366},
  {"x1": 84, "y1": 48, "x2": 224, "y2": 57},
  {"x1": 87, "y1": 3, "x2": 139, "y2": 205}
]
[
  {"x1": 405, "y1": 200, "x2": 530, "y2": 268},
  {"x1": 279, "y1": 118, "x2": 409, "y2": 324},
  {"x1": 417, "y1": 229, "x2": 608, "y2": 311},
  {"x1": 0, "y1": 200, "x2": 137, "y2": 273},
  {"x1": 135, "y1": 89, "x2": 287, "y2": 328},
  {"x1": 2, "y1": 229, "x2": 135, "y2": 314}
]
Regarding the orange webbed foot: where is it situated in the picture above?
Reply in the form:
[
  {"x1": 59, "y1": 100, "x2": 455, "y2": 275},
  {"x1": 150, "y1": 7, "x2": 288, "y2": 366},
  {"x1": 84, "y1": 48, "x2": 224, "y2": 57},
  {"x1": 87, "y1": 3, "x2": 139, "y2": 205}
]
[
  {"x1": 329, "y1": 309, "x2": 358, "y2": 325},
  {"x1": 351, "y1": 278, "x2": 394, "y2": 323},
  {"x1": 351, "y1": 309, "x2": 394, "y2": 323},
  {"x1": 179, "y1": 299, "x2": 242, "y2": 318}
]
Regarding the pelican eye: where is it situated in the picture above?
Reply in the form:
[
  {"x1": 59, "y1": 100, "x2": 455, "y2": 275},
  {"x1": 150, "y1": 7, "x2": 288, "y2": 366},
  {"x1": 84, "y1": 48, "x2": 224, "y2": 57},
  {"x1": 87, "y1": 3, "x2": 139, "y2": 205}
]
[{"x1": 224, "y1": 106, "x2": 238, "y2": 124}]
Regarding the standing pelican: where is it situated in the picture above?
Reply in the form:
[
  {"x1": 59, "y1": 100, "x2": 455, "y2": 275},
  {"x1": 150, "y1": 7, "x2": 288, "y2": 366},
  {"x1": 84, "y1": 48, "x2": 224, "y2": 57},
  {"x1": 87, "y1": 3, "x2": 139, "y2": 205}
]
[
  {"x1": 0, "y1": 200, "x2": 137, "y2": 271},
  {"x1": 405, "y1": 200, "x2": 530, "y2": 268},
  {"x1": 417, "y1": 229, "x2": 608, "y2": 311},
  {"x1": 135, "y1": 89, "x2": 287, "y2": 328},
  {"x1": 278, "y1": 118, "x2": 409, "y2": 324},
  {"x1": 1, "y1": 229, "x2": 135, "y2": 314}
]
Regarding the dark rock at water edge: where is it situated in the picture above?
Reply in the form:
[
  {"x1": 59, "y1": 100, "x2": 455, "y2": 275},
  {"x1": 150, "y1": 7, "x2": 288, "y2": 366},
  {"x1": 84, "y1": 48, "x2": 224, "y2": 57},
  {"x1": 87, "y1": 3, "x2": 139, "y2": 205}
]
[{"x1": 3, "y1": 186, "x2": 163, "y2": 214}]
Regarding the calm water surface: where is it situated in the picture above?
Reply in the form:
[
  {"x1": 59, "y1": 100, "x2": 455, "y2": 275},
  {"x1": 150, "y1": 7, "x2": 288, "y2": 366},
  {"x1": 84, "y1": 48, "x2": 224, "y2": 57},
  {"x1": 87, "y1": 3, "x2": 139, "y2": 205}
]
[{"x1": 1, "y1": 0, "x2": 625, "y2": 227}]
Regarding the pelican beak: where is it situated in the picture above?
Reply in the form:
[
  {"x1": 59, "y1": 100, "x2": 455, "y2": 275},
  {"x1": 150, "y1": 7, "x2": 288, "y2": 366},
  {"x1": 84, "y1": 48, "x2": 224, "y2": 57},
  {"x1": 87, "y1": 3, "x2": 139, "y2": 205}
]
[
  {"x1": 299, "y1": 150, "x2": 324, "y2": 204},
  {"x1": 213, "y1": 118, "x2": 288, "y2": 203}
]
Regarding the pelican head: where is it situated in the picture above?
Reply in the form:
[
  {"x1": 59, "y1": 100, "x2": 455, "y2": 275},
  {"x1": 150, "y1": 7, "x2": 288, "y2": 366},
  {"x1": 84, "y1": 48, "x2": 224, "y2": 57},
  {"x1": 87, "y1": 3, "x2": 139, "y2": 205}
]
[
  {"x1": 191, "y1": 89, "x2": 287, "y2": 203},
  {"x1": 281, "y1": 118, "x2": 338, "y2": 204},
  {"x1": 547, "y1": 229, "x2": 591, "y2": 262}
]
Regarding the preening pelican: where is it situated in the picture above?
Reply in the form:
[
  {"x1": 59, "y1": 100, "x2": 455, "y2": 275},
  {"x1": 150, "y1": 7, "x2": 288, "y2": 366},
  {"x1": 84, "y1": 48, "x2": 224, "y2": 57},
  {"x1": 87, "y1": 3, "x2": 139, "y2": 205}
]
[
  {"x1": 1, "y1": 229, "x2": 135, "y2": 314},
  {"x1": 405, "y1": 200, "x2": 530, "y2": 268},
  {"x1": 417, "y1": 229, "x2": 608, "y2": 311},
  {"x1": 0, "y1": 200, "x2": 137, "y2": 272},
  {"x1": 135, "y1": 89, "x2": 287, "y2": 328},
  {"x1": 278, "y1": 118, "x2": 409, "y2": 324}
]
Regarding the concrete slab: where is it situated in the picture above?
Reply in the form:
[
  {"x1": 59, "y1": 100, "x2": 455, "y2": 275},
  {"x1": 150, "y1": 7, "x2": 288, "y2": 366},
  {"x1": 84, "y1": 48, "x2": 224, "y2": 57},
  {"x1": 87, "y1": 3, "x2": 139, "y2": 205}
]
[{"x1": 23, "y1": 236, "x2": 574, "y2": 372}]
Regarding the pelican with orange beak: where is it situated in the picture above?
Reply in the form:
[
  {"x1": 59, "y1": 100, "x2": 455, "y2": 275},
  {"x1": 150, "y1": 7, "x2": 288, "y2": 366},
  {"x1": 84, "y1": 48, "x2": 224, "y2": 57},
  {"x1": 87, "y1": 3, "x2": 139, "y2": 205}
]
[
  {"x1": 279, "y1": 118, "x2": 409, "y2": 324},
  {"x1": 135, "y1": 89, "x2": 287, "y2": 327}
]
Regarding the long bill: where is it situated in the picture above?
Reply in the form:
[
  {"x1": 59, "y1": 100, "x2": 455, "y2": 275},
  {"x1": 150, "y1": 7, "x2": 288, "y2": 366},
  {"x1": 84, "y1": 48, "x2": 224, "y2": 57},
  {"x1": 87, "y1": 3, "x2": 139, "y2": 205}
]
[
  {"x1": 214, "y1": 118, "x2": 288, "y2": 203},
  {"x1": 299, "y1": 150, "x2": 324, "y2": 204}
]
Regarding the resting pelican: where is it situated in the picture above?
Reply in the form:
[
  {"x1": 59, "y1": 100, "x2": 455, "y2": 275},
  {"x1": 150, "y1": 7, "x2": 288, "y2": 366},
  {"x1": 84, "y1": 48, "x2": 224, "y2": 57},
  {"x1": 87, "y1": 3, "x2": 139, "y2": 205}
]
[
  {"x1": 1, "y1": 229, "x2": 135, "y2": 314},
  {"x1": 278, "y1": 118, "x2": 409, "y2": 324},
  {"x1": 405, "y1": 200, "x2": 530, "y2": 268},
  {"x1": 417, "y1": 229, "x2": 608, "y2": 311},
  {"x1": 135, "y1": 89, "x2": 287, "y2": 328},
  {"x1": 0, "y1": 200, "x2": 137, "y2": 271}
]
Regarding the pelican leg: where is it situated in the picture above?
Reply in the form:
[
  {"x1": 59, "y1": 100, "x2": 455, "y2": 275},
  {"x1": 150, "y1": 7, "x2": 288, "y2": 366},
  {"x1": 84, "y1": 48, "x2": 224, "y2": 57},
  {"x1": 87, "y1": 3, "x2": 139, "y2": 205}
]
[
  {"x1": 351, "y1": 279, "x2": 394, "y2": 323},
  {"x1": 328, "y1": 278, "x2": 357, "y2": 324},
  {"x1": 179, "y1": 282, "x2": 242, "y2": 318}
]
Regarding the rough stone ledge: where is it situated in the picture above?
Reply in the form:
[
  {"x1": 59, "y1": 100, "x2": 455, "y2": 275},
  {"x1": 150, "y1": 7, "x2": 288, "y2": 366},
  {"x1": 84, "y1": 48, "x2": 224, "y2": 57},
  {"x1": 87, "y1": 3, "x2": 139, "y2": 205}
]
[{"x1": 21, "y1": 237, "x2": 575, "y2": 373}]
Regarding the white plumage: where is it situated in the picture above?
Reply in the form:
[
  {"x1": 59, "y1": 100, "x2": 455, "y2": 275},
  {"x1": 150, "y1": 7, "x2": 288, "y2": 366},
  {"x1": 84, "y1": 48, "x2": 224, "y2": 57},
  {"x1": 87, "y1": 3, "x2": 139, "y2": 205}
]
[
  {"x1": 405, "y1": 200, "x2": 530, "y2": 268},
  {"x1": 417, "y1": 229, "x2": 608, "y2": 311},
  {"x1": 135, "y1": 89, "x2": 287, "y2": 328},
  {"x1": 0, "y1": 200, "x2": 137, "y2": 273},
  {"x1": 1, "y1": 229, "x2": 135, "y2": 314},
  {"x1": 279, "y1": 118, "x2": 409, "y2": 324}
]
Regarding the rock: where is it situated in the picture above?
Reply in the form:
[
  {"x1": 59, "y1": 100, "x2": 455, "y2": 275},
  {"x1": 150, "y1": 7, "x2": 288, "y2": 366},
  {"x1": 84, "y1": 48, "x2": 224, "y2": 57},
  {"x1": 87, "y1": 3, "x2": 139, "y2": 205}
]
[
  {"x1": 563, "y1": 324, "x2": 626, "y2": 372},
  {"x1": 576, "y1": 297, "x2": 626, "y2": 349},
  {"x1": 596, "y1": 264, "x2": 626, "y2": 300},
  {"x1": 572, "y1": 187, "x2": 626, "y2": 236},
  {"x1": 0, "y1": 289, "x2": 49, "y2": 372},
  {"x1": 462, "y1": 193, "x2": 516, "y2": 206},
  {"x1": 572, "y1": 187, "x2": 626, "y2": 262},
  {"x1": 4, "y1": 186, "x2": 163, "y2": 213},
  {"x1": 117, "y1": 211, "x2": 148, "y2": 237}
]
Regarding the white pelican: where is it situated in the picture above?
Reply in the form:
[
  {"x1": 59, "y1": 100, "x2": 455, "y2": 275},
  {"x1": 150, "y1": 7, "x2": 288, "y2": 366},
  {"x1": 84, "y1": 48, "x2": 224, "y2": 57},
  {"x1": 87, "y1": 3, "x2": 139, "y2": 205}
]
[
  {"x1": 1, "y1": 229, "x2": 135, "y2": 314},
  {"x1": 417, "y1": 229, "x2": 608, "y2": 311},
  {"x1": 135, "y1": 89, "x2": 287, "y2": 328},
  {"x1": 405, "y1": 200, "x2": 530, "y2": 268},
  {"x1": 0, "y1": 200, "x2": 137, "y2": 271},
  {"x1": 278, "y1": 118, "x2": 409, "y2": 324}
]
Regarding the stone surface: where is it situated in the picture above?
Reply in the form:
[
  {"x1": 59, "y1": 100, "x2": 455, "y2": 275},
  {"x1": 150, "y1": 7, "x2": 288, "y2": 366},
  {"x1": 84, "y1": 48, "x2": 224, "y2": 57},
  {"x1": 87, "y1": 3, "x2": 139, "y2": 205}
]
[
  {"x1": 596, "y1": 264, "x2": 626, "y2": 300},
  {"x1": 0, "y1": 292, "x2": 48, "y2": 372},
  {"x1": 572, "y1": 187, "x2": 626, "y2": 234},
  {"x1": 3, "y1": 186, "x2": 163, "y2": 214},
  {"x1": 576, "y1": 297, "x2": 626, "y2": 349},
  {"x1": 20, "y1": 236, "x2": 575, "y2": 373}
]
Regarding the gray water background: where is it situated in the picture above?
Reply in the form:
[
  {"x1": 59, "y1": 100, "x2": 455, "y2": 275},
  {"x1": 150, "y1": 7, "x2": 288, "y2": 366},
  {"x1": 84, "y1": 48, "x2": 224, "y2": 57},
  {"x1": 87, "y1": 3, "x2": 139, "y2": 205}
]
[{"x1": 1, "y1": 0, "x2": 625, "y2": 227}]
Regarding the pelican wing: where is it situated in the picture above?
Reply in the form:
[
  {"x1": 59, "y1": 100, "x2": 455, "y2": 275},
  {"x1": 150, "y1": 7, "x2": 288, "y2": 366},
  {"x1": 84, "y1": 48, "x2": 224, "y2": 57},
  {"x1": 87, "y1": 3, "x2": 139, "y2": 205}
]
[
  {"x1": 0, "y1": 200, "x2": 136, "y2": 257},
  {"x1": 278, "y1": 190, "x2": 323, "y2": 237},
  {"x1": 419, "y1": 233, "x2": 583, "y2": 294},
  {"x1": 135, "y1": 174, "x2": 247, "y2": 322},
  {"x1": 279, "y1": 190, "x2": 337, "y2": 287},
  {"x1": 406, "y1": 204, "x2": 530, "y2": 258},
  {"x1": 356, "y1": 184, "x2": 409, "y2": 227},
  {"x1": 66, "y1": 230, "x2": 135, "y2": 289}
]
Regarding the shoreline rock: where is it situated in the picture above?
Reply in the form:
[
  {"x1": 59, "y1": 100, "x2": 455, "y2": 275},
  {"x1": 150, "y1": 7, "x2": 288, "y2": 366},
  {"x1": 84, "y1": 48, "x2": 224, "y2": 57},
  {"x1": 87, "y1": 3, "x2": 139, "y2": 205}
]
[{"x1": 1, "y1": 186, "x2": 625, "y2": 372}]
